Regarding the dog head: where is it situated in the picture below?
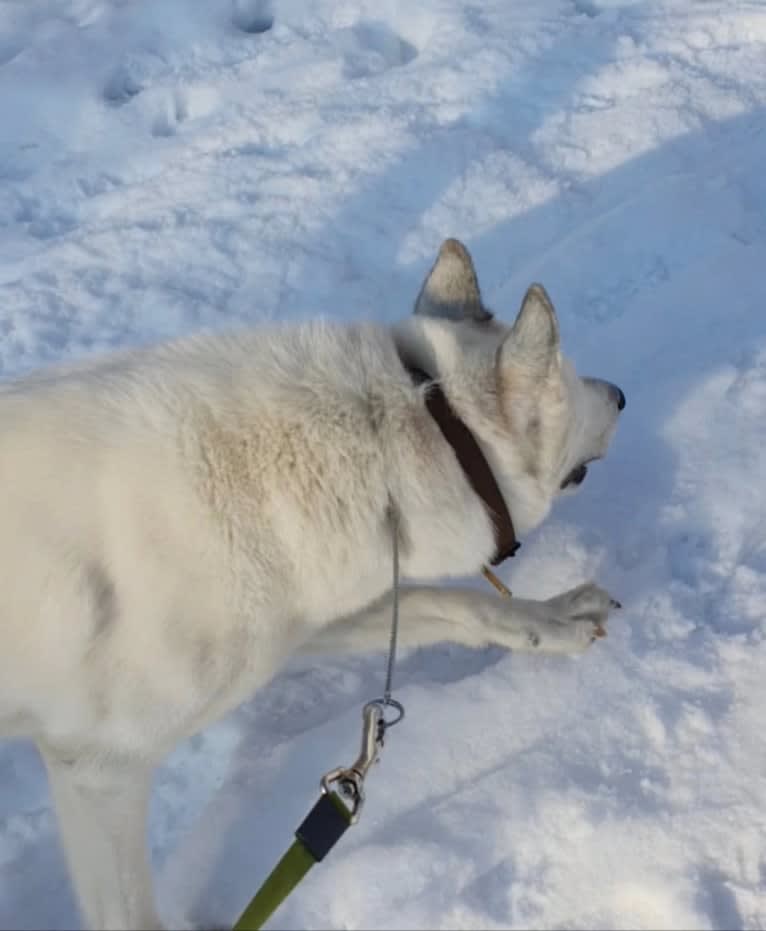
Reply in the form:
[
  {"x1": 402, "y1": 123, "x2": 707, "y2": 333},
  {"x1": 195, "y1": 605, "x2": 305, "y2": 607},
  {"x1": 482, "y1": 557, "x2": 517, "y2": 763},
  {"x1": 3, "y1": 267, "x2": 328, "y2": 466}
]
[{"x1": 406, "y1": 238, "x2": 625, "y2": 534}]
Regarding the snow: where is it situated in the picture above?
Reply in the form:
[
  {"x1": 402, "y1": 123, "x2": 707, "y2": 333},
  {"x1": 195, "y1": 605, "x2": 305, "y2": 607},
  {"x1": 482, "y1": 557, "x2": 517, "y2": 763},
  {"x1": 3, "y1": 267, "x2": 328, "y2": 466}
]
[{"x1": 1, "y1": 0, "x2": 766, "y2": 928}]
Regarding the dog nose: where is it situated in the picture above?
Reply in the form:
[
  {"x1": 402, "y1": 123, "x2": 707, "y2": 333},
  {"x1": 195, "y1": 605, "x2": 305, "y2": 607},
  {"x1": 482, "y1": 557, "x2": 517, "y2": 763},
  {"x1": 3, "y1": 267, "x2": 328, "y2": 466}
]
[{"x1": 584, "y1": 377, "x2": 626, "y2": 411}]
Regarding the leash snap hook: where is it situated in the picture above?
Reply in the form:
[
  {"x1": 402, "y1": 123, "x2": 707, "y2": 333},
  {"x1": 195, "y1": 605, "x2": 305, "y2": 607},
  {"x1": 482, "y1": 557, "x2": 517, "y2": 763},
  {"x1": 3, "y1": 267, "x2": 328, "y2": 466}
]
[
  {"x1": 366, "y1": 697, "x2": 405, "y2": 738},
  {"x1": 321, "y1": 702, "x2": 385, "y2": 823}
]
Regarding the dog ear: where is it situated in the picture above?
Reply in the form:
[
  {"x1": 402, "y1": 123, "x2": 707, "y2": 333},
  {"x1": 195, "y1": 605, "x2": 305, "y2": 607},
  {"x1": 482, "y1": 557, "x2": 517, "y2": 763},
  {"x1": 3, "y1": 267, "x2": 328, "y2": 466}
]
[
  {"x1": 414, "y1": 239, "x2": 493, "y2": 323},
  {"x1": 499, "y1": 283, "x2": 560, "y2": 373}
]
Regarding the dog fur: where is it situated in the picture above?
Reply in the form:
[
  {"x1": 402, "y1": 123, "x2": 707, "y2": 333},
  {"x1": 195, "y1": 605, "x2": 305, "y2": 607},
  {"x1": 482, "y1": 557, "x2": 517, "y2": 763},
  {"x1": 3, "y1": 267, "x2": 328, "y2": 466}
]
[{"x1": 0, "y1": 238, "x2": 624, "y2": 929}]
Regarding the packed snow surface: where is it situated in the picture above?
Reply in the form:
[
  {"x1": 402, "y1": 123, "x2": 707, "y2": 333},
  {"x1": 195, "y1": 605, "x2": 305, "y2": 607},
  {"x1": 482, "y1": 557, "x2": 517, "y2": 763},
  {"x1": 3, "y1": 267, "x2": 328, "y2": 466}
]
[{"x1": 1, "y1": 1, "x2": 766, "y2": 928}]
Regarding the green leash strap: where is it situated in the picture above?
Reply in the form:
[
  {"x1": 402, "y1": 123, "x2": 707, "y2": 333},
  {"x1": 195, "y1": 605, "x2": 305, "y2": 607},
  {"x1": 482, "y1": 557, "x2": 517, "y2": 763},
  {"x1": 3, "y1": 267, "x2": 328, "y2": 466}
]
[
  {"x1": 232, "y1": 526, "x2": 406, "y2": 931},
  {"x1": 233, "y1": 791, "x2": 352, "y2": 931}
]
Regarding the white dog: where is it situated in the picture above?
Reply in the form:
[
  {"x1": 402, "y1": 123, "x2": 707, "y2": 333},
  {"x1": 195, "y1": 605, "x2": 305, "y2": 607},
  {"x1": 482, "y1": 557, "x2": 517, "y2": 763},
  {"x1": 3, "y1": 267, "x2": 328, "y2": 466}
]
[{"x1": 0, "y1": 239, "x2": 625, "y2": 930}]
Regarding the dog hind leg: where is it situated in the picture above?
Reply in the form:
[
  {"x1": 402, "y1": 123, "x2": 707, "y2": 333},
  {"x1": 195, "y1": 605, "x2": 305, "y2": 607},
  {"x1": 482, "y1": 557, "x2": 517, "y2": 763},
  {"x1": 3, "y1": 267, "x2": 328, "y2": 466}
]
[{"x1": 40, "y1": 744, "x2": 162, "y2": 931}]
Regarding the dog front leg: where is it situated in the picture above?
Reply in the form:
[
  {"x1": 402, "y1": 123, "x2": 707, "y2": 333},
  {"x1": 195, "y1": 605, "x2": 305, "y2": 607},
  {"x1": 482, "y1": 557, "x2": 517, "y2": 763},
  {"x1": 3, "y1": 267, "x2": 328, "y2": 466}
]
[
  {"x1": 40, "y1": 744, "x2": 162, "y2": 931},
  {"x1": 303, "y1": 582, "x2": 617, "y2": 656}
]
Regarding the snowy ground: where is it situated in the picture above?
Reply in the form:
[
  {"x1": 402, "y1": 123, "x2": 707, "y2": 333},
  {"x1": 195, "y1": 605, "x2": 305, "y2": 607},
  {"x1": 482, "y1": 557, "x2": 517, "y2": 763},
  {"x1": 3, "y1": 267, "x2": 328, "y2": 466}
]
[{"x1": 1, "y1": 0, "x2": 766, "y2": 928}]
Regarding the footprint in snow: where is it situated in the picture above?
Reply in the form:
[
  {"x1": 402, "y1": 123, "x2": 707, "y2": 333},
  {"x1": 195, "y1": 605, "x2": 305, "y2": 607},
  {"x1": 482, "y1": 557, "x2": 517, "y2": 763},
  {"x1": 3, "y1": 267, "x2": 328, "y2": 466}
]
[
  {"x1": 103, "y1": 66, "x2": 143, "y2": 106},
  {"x1": 338, "y1": 20, "x2": 418, "y2": 80},
  {"x1": 573, "y1": 0, "x2": 601, "y2": 17},
  {"x1": 231, "y1": 0, "x2": 274, "y2": 35},
  {"x1": 151, "y1": 89, "x2": 189, "y2": 138},
  {"x1": 0, "y1": 41, "x2": 23, "y2": 67},
  {"x1": 667, "y1": 529, "x2": 714, "y2": 588}
]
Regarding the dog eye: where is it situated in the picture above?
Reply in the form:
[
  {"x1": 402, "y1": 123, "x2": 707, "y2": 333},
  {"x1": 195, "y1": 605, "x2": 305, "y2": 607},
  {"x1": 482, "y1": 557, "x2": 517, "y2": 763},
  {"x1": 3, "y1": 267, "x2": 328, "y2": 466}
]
[{"x1": 561, "y1": 463, "x2": 588, "y2": 490}]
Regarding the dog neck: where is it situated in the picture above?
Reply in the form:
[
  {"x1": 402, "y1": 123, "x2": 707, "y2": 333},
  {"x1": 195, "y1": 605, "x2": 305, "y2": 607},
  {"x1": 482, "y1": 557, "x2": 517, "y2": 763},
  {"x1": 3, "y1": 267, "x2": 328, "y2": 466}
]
[{"x1": 404, "y1": 363, "x2": 520, "y2": 566}]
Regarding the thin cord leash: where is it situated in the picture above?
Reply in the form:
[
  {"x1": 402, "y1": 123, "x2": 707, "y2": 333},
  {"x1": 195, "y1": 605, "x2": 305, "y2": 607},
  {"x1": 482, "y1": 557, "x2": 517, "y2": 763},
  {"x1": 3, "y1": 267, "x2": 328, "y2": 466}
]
[
  {"x1": 372, "y1": 504, "x2": 405, "y2": 731},
  {"x1": 233, "y1": 504, "x2": 407, "y2": 930},
  {"x1": 233, "y1": 492, "x2": 517, "y2": 931},
  {"x1": 234, "y1": 356, "x2": 521, "y2": 929},
  {"x1": 233, "y1": 502, "x2": 515, "y2": 930},
  {"x1": 383, "y1": 506, "x2": 400, "y2": 702}
]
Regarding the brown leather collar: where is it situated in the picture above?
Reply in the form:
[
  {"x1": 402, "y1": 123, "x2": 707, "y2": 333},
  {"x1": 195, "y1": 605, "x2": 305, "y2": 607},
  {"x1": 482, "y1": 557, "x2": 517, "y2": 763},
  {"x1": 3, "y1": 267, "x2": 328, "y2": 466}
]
[{"x1": 406, "y1": 365, "x2": 520, "y2": 566}]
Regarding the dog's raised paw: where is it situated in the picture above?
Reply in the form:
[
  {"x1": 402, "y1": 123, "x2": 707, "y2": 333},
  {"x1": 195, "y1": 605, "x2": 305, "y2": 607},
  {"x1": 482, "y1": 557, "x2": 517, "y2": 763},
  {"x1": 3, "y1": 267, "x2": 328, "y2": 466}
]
[
  {"x1": 549, "y1": 581, "x2": 615, "y2": 619},
  {"x1": 543, "y1": 581, "x2": 620, "y2": 649}
]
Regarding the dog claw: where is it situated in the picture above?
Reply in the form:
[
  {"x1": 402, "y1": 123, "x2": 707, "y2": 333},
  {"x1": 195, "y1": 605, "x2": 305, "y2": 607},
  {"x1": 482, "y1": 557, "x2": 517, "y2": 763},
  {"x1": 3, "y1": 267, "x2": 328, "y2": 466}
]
[
  {"x1": 593, "y1": 624, "x2": 607, "y2": 638},
  {"x1": 610, "y1": 599, "x2": 622, "y2": 609}
]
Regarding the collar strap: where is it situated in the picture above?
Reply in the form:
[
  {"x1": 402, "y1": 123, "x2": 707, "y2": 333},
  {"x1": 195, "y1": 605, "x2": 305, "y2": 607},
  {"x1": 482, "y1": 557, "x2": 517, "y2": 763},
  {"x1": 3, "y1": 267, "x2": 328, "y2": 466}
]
[{"x1": 406, "y1": 365, "x2": 521, "y2": 566}]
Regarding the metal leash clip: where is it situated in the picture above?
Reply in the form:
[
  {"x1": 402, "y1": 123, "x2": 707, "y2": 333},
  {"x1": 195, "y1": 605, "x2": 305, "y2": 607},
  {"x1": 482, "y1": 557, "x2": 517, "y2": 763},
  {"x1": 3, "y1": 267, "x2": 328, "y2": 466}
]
[
  {"x1": 321, "y1": 701, "x2": 391, "y2": 823},
  {"x1": 321, "y1": 509, "x2": 407, "y2": 824},
  {"x1": 367, "y1": 696, "x2": 405, "y2": 731}
]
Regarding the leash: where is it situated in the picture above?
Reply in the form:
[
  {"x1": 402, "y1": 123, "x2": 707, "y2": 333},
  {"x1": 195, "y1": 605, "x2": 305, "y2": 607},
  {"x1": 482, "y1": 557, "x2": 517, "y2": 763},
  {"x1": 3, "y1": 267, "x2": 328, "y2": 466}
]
[
  {"x1": 379, "y1": 505, "x2": 405, "y2": 724},
  {"x1": 233, "y1": 508, "x2": 406, "y2": 930},
  {"x1": 232, "y1": 497, "x2": 513, "y2": 930},
  {"x1": 233, "y1": 352, "x2": 521, "y2": 927}
]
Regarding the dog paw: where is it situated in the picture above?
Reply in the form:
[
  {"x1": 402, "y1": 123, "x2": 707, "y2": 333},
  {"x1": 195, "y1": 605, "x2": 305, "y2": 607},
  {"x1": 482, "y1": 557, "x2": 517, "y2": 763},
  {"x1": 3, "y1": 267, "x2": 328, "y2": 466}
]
[{"x1": 543, "y1": 581, "x2": 620, "y2": 646}]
